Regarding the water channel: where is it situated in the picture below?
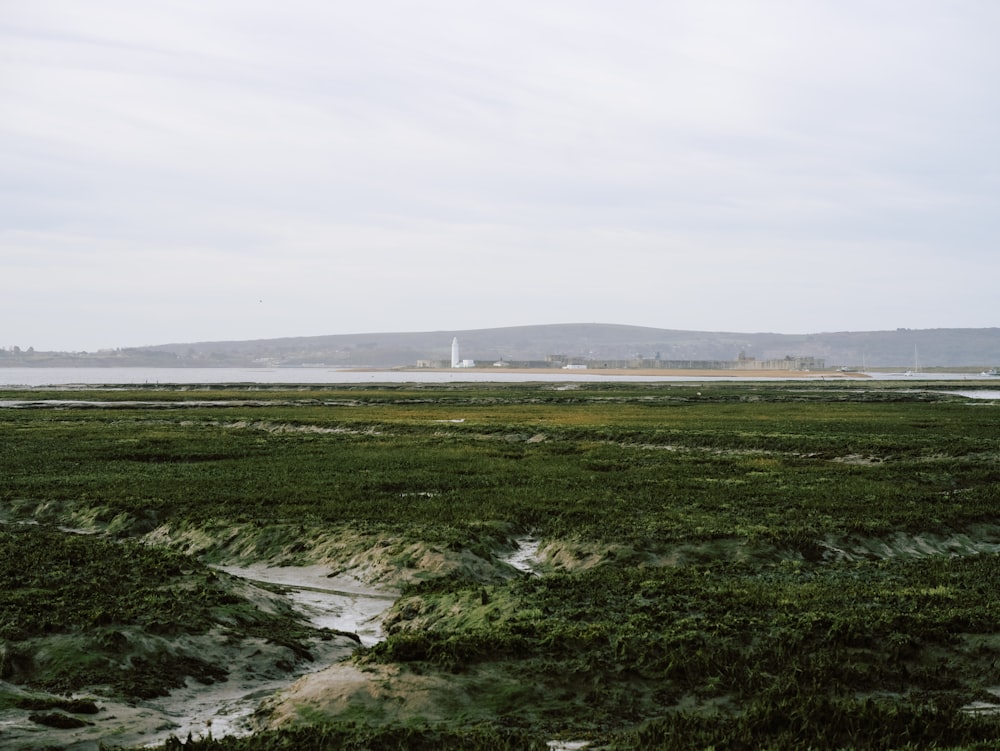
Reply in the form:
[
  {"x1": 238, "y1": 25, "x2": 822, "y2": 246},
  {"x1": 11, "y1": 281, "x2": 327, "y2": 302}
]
[
  {"x1": 142, "y1": 544, "x2": 548, "y2": 745},
  {"x1": 2, "y1": 366, "x2": 999, "y2": 388},
  {"x1": 145, "y1": 566, "x2": 399, "y2": 743}
]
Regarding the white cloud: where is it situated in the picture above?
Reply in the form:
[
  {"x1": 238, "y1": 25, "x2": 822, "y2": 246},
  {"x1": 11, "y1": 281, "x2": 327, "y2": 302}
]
[{"x1": 2, "y1": 1, "x2": 998, "y2": 350}]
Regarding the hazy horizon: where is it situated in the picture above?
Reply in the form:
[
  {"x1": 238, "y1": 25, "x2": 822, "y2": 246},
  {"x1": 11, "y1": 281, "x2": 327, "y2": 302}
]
[
  {"x1": 5, "y1": 321, "x2": 998, "y2": 359},
  {"x1": 4, "y1": 2, "x2": 998, "y2": 351}
]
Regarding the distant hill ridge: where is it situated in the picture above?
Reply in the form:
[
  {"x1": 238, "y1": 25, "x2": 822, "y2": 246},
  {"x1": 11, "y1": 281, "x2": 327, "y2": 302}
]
[
  {"x1": 4, "y1": 324, "x2": 997, "y2": 369},
  {"x1": 137, "y1": 323, "x2": 999, "y2": 369}
]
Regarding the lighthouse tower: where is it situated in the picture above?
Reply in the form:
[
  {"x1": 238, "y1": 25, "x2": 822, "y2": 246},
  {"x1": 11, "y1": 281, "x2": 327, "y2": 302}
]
[{"x1": 451, "y1": 337, "x2": 460, "y2": 368}]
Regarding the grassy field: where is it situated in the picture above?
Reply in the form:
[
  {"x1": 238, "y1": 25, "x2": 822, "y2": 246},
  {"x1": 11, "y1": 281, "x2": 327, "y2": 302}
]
[{"x1": 2, "y1": 380, "x2": 1000, "y2": 749}]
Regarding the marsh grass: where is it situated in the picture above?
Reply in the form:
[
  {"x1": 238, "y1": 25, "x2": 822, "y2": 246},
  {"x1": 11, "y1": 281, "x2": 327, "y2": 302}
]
[
  {"x1": 0, "y1": 525, "x2": 322, "y2": 697},
  {"x1": 2, "y1": 381, "x2": 1000, "y2": 748}
]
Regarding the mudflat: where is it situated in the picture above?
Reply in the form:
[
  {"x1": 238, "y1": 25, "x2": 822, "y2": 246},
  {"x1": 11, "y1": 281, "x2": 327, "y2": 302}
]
[{"x1": 3, "y1": 381, "x2": 1000, "y2": 750}]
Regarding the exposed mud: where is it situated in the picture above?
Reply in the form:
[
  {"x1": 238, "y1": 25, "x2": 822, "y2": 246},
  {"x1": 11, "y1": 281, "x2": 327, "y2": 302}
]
[
  {"x1": 140, "y1": 519, "x2": 516, "y2": 587},
  {"x1": 7, "y1": 513, "x2": 1000, "y2": 749},
  {"x1": 1, "y1": 626, "x2": 358, "y2": 750},
  {"x1": 818, "y1": 526, "x2": 1000, "y2": 561},
  {"x1": 0, "y1": 561, "x2": 396, "y2": 750},
  {"x1": 964, "y1": 686, "x2": 1000, "y2": 715},
  {"x1": 212, "y1": 564, "x2": 399, "y2": 647},
  {"x1": 500, "y1": 535, "x2": 543, "y2": 576}
]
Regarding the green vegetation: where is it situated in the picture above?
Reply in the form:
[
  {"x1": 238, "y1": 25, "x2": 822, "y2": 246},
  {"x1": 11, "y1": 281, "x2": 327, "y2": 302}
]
[
  {"x1": 0, "y1": 524, "x2": 324, "y2": 699},
  {"x1": 2, "y1": 381, "x2": 1000, "y2": 749}
]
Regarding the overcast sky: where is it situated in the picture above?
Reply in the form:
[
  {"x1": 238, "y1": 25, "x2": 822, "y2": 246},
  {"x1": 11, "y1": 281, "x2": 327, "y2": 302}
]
[{"x1": 3, "y1": 1, "x2": 998, "y2": 351}]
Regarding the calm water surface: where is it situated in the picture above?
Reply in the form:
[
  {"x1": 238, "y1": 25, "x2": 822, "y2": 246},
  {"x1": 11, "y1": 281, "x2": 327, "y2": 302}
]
[{"x1": 1, "y1": 367, "x2": 998, "y2": 387}]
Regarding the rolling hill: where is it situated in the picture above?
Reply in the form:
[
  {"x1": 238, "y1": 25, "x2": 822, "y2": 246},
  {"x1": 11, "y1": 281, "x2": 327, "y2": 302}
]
[
  {"x1": 4, "y1": 324, "x2": 998, "y2": 369},
  {"x1": 134, "y1": 324, "x2": 1000, "y2": 369}
]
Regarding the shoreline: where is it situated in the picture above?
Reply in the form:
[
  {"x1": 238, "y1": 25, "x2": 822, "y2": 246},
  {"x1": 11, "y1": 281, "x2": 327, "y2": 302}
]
[{"x1": 391, "y1": 367, "x2": 869, "y2": 379}]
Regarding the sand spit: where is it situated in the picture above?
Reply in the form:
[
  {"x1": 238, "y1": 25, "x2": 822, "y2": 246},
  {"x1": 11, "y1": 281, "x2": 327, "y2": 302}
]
[{"x1": 399, "y1": 366, "x2": 868, "y2": 379}]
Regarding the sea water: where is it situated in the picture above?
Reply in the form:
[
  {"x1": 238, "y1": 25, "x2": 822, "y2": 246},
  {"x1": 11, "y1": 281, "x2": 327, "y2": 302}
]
[{"x1": 2, "y1": 366, "x2": 998, "y2": 387}]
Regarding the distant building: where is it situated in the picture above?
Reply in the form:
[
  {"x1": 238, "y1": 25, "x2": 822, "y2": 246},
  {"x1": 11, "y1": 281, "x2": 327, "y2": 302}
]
[{"x1": 419, "y1": 339, "x2": 822, "y2": 372}]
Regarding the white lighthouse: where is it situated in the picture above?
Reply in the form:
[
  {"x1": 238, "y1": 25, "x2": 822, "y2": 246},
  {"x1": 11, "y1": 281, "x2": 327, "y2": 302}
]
[{"x1": 451, "y1": 337, "x2": 460, "y2": 368}]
